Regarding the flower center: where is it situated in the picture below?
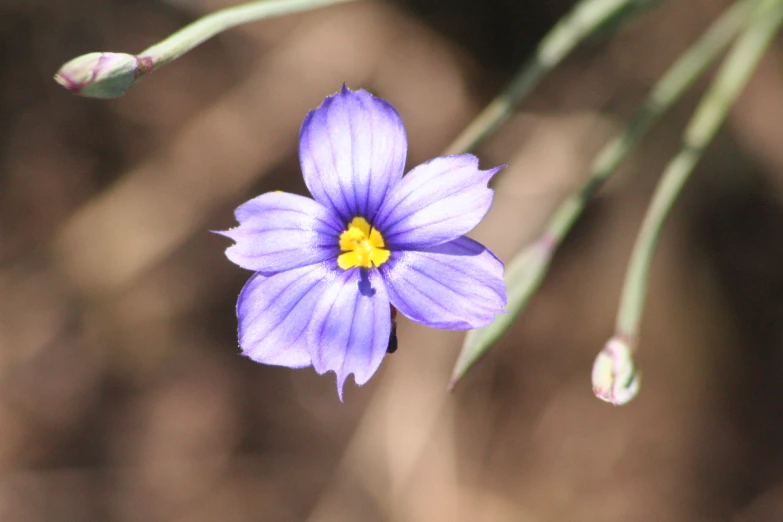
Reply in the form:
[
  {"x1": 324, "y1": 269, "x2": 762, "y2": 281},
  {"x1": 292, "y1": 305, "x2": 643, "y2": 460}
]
[{"x1": 337, "y1": 217, "x2": 390, "y2": 270}]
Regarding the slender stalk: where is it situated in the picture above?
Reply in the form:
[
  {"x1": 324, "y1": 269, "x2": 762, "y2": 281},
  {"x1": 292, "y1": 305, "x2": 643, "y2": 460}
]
[
  {"x1": 138, "y1": 0, "x2": 357, "y2": 67},
  {"x1": 545, "y1": 0, "x2": 758, "y2": 246},
  {"x1": 444, "y1": 0, "x2": 657, "y2": 155},
  {"x1": 451, "y1": 0, "x2": 758, "y2": 388},
  {"x1": 616, "y1": 0, "x2": 783, "y2": 339}
]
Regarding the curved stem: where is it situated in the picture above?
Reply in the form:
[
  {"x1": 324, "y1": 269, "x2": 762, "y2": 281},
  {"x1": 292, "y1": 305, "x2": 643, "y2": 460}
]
[
  {"x1": 139, "y1": 0, "x2": 358, "y2": 68},
  {"x1": 451, "y1": 0, "x2": 759, "y2": 387},
  {"x1": 544, "y1": 0, "x2": 758, "y2": 247},
  {"x1": 444, "y1": 0, "x2": 655, "y2": 155},
  {"x1": 616, "y1": 0, "x2": 783, "y2": 339}
]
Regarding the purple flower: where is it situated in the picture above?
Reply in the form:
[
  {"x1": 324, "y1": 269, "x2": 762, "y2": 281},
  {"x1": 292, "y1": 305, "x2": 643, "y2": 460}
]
[{"x1": 219, "y1": 86, "x2": 506, "y2": 399}]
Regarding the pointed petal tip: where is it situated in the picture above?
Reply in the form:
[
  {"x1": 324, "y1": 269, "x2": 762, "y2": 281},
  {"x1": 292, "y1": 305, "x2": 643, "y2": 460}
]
[
  {"x1": 210, "y1": 228, "x2": 234, "y2": 239},
  {"x1": 489, "y1": 164, "x2": 507, "y2": 175},
  {"x1": 313, "y1": 366, "x2": 352, "y2": 401},
  {"x1": 336, "y1": 373, "x2": 347, "y2": 402},
  {"x1": 424, "y1": 154, "x2": 504, "y2": 174}
]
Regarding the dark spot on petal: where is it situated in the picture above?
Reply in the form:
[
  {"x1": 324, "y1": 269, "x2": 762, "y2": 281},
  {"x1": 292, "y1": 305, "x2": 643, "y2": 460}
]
[{"x1": 358, "y1": 269, "x2": 375, "y2": 297}]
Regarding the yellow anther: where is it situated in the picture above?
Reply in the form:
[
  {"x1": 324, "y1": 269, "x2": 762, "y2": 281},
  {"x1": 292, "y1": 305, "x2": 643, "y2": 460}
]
[{"x1": 337, "y1": 217, "x2": 390, "y2": 269}]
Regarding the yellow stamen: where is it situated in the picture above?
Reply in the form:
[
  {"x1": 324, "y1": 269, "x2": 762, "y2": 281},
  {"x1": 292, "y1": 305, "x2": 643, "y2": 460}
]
[{"x1": 337, "y1": 217, "x2": 390, "y2": 270}]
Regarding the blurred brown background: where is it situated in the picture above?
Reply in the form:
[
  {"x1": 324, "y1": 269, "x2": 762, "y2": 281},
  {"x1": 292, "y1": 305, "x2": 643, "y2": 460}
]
[{"x1": 2, "y1": 0, "x2": 783, "y2": 520}]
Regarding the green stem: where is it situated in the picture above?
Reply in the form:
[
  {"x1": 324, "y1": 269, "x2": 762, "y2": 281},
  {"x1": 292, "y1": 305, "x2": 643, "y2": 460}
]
[
  {"x1": 444, "y1": 0, "x2": 656, "y2": 156},
  {"x1": 616, "y1": 0, "x2": 783, "y2": 339},
  {"x1": 139, "y1": 0, "x2": 358, "y2": 68},
  {"x1": 544, "y1": 0, "x2": 758, "y2": 246},
  {"x1": 451, "y1": 0, "x2": 758, "y2": 387}
]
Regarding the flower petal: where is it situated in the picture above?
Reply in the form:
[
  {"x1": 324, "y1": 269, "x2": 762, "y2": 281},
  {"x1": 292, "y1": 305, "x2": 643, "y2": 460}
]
[
  {"x1": 308, "y1": 268, "x2": 391, "y2": 399},
  {"x1": 381, "y1": 236, "x2": 506, "y2": 329},
  {"x1": 299, "y1": 86, "x2": 407, "y2": 223},
  {"x1": 374, "y1": 154, "x2": 502, "y2": 249},
  {"x1": 218, "y1": 191, "x2": 343, "y2": 272},
  {"x1": 237, "y1": 263, "x2": 338, "y2": 368}
]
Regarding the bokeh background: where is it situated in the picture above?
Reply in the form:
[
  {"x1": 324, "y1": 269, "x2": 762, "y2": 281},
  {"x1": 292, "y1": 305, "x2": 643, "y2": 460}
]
[{"x1": 2, "y1": 0, "x2": 783, "y2": 520}]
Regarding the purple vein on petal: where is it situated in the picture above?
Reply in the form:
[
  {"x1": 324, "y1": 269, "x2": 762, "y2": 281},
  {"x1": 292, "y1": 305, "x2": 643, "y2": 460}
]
[
  {"x1": 328, "y1": 95, "x2": 356, "y2": 221},
  {"x1": 258, "y1": 278, "x2": 321, "y2": 348},
  {"x1": 346, "y1": 92, "x2": 360, "y2": 218},
  {"x1": 302, "y1": 105, "x2": 348, "y2": 222},
  {"x1": 379, "y1": 168, "x2": 495, "y2": 233},
  {"x1": 338, "y1": 292, "x2": 358, "y2": 395},
  {"x1": 362, "y1": 94, "x2": 374, "y2": 220},
  {"x1": 242, "y1": 275, "x2": 303, "y2": 325}
]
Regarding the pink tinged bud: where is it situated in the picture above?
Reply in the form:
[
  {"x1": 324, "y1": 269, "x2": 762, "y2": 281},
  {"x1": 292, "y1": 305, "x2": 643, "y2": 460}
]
[
  {"x1": 54, "y1": 52, "x2": 150, "y2": 99},
  {"x1": 592, "y1": 337, "x2": 640, "y2": 406}
]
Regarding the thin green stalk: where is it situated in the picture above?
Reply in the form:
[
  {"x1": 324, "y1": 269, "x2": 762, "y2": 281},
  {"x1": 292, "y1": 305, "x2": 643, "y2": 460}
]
[
  {"x1": 616, "y1": 0, "x2": 783, "y2": 339},
  {"x1": 546, "y1": 0, "x2": 758, "y2": 245},
  {"x1": 444, "y1": 0, "x2": 658, "y2": 155},
  {"x1": 451, "y1": 0, "x2": 758, "y2": 388},
  {"x1": 55, "y1": 0, "x2": 358, "y2": 98},
  {"x1": 139, "y1": 0, "x2": 357, "y2": 67}
]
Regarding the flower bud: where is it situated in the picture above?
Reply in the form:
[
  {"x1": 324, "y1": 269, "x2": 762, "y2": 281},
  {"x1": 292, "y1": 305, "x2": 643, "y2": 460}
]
[
  {"x1": 592, "y1": 336, "x2": 640, "y2": 406},
  {"x1": 54, "y1": 52, "x2": 148, "y2": 99}
]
